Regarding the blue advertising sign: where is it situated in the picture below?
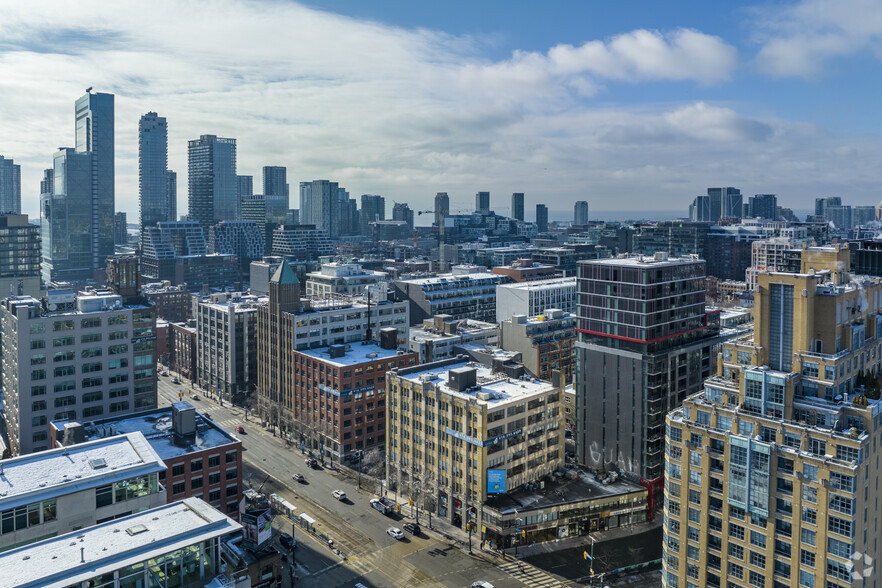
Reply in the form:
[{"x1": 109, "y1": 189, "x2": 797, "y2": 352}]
[{"x1": 487, "y1": 469, "x2": 506, "y2": 494}]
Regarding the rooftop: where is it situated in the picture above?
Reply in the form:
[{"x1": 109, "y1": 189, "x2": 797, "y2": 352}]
[
  {"x1": 58, "y1": 405, "x2": 239, "y2": 461},
  {"x1": 297, "y1": 342, "x2": 408, "y2": 367},
  {"x1": 0, "y1": 498, "x2": 241, "y2": 588},
  {"x1": 497, "y1": 277, "x2": 577, "y2": 291},
  {"x1": 397, "y1": 361, "x2": 557, "y2": 405},
  {"x1": 399, "y1": 272, "x2": 505, "y2": 286},
  {"x1": 579, "y1": 255, "x2": 701, "y2": 268},
  {"x1": 0, "y1": 432, "x2": 165, "y2": 511}
]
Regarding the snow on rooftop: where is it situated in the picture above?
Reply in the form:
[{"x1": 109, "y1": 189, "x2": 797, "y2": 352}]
[
  {"x1": 401, "y1": 272, "x2": 503, "y2": 285},
  {"x1": 401, "y1": 362, "x2": 555, "y2": 404},
  {"x1": 0, "y1": 498, "x2": 241, "y2": 588},
  {"x1": 0, "y1": 432, "x2": 165, "y2": 511},
  {"x1": 497, "y1": 277, "x2": 576, "y2": 291},
  {"x1": 298, "y1": 342, "x2": 407, "y2": 367}
]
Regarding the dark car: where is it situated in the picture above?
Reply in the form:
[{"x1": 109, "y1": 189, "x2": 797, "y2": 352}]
[
  {"x1": 305, "y1": 457, "x2": 318, "y2": 468},
  {"x1": 279, "y1": 533, "x2": 295, "y2": 549},
  {"x1": 403, "y1": 522, "x2": 421, "y2": 535}
]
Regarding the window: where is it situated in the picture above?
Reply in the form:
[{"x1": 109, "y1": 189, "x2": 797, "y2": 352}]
[
  {"x1": 800, "y1": 549, "x2": 815, "y2": 567},
  {"x1": 191, "y1": 459, "x2": 203, "y2": 472},
  {"x1": 30, "y1": 323, "x2": 45, "y2": 334},
  {"x1": 827, "y1": 560, "x2": 851, "y2": 582},
  {"x1": 209, "y1": 472, "x2": 220, "y2": 485},
  {"x1": 809, "y1": 438, "x2": 826, "y2": 456},
  {"x1": 728, "y1": 563, "x2": 743, "y2": 580},
  {"x1": 729, "y1": 523, "x2": 744, "y2": 540},
  {"x1": 191, "y1": 477, "x2": 203, "y2": 490},
  {"x1": 800, "y1": 528, "x2": 815, "y2": 547},
  {"x1": 96, "y1": 485, "x2": 113, "y2": 508},
  {"x1": 728, "y1": 543, "x2": 743, "y2": 560},
  {"x1": 750, "y1": 531, "x2": 765, "y2": 548},
  {"x1": 81, "y1": 333, "x2": 101, "y2": 344},
  {"x1": 799, "y1": 570, "x2": 815, "y2": 588},
  {"x1": 172, "y1": 463, "x2": 185, "y2": 477},
  {"x1": 827, "y1": 537, "x2": 853, "y2": 559},
  {"x1": 829, "y1": 494, "x2": 854, "y2": 515},
  {"x1": 828, "y1": 516, "x2": 853, "y2": 538},
  {"x1": 749, "y1": 551, "x2": 765, "y2": 568},
  {"x1": 801, "y1": 507, "x2": 817, "y2": 525},
  {"x1": 31, "y1": 339, "x2": 46, "y2": 350},
  {"x1": 803, "y1": 464, "x2": 818, "y2": 481},
  {"x1": 54, "y1": 396, "x2": 75, "y2": 408},
  {"x1": 209, "y1": 489, "x2": 221, "y2": 502},
  {"x1": 226, "y1": 468, "x2": 237, "y2": 480},
  {"x1": 109, "y1": 314, "x2": 128, "y2": 325},
  {"x1": 208, "y1": 455, "x2": 220, "y2": 467},
  {"x1": 226, "y1": 485, "x2": 237, "y2": 497},
  {"x1": 835, "y1": 445, "x2": 860, "y2": 463},
  {"x1": 172, "y1": 482, "x2": 185, "y2": 495},
  {"x1": 226, "y1": 451, "x2": 237, "y2": 463},
  {"x1": 829, "y1": 472, "x2": 855, "y2": 492},
  {"x1": 748, "y1": 571, "x2": 764, "y2": 587}
]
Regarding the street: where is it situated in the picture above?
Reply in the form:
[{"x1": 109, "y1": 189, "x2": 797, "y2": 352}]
[{"x1": 156, "y1": 371, "x2": 556, "y2": 587}]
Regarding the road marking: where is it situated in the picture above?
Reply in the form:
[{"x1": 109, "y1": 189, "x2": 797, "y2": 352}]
[{"x1": 496, "y1": 559, "x2": 565, "y2": 587}]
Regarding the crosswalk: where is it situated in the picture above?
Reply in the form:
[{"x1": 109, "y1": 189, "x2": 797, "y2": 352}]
[{"x1": 497, "y1": 558, "x2": 565, "y2": 588}]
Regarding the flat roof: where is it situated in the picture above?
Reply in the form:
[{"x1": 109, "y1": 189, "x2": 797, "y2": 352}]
[
  {"x1": 398, "y1": 361, "x2": 556, "y2": 405},
  {"x1": 65, "y1": 405, "x2": 239, "y2": 461},
  {"x1": 497, "y1": 277, "x2": 577, "y2": 291},
  {"x1": 297, "y1": 342, "x2": 407, "y2": 367},
  {"x1": 399, "y1": 272, "x2": 504, "y2": 286},
  {"x1": 0, "y1": 432, "x2": 165, "y2": 511},
  {"x1": 579, "y1": 256, "x2": 701, "y2": 268},
  {"x1": 0, "y1": 498, "x2": 241, "y2": 588}
]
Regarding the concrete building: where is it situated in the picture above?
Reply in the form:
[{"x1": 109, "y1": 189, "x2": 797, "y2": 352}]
[
  {"x1": 536, "y1": 204, "x2": 548, "y2": 232},
  {"x1": 533, "y1": 247, "x2": 583, "y2": 276},
  {"x1": 0, "y1": 213, "x2": 42, "y2": 299},
  {"x1": 270, "y1": 224, "x2": 334, "y2": 260},
  {"x1": 166, "y1": 170, "x2": 177, "y2": 222},
  {"x1": 1, "y1": 289, "x2": 157, "y2": 455},
  {"x1": 51, "y1": 402, "x2": 243, "y2": 519},
  {"x1": 0, "y1": 155, "x2": 21, "y2": 214},
  {"x1": 392, "y1": 268, "x2": 510, "y2": 325},
  {"x1": 496, "y1": 277, "x2": 577, "y2": 324},
  {"x1": 262, "y1": 165, "x2": 289, "y2": 224},
  {"x1": 386, "y1": 358, "x2": 565, "y2": 533},
  {"x1": 0, "y1": 431, "x2": 166, "y2": 552},
  {"x1": 574, "y1": 200, "x2": 589, "y2": 225},
  {"x1": 143, "y1": 281, "x2": 192, "y2": 323},
  {"x1": 492, "y1": 260, "x2": 559, "y2": 283},
  {"x1": 392, "y1": 201, "x2": 415, "y2": 230},
  {"x1": 500, "y1": 309, "x2": 576, "y2": 383},
  {"x1": 197, "y1": 292, "x2": 261, "y2": 405},
  {"x1": 510, "y1": 192, "x2": 524, "y2": 222},
  {"x1": 475, "y1": 191, "x2": 490, "y2": 214},
  {"x1": 237, "y1": 175, "x2": 252, "y2": 201},
  {"x1": 0, "y1": 497, "x2": 240, "y2": 588},
  {"x1": 293, "y1": 340, "x2": 417, "y2": 461},
  {"x1": 138, "y1": 112, "x2": 170, "y2": 236},
  {"x1": 408, "y1": 314, "x2": 498, "y2": 363},
  {"x1": 662, "y1": 248, "x2": 882, "y2": 588},
  {"x1": 113, "y1": 212, "x2": 128, "y2": 245},
  {"x1": 141, "y1": 221, "x2": 238, "y2": 287},
  {"x1": 746, "y1": 237, "x2": 811, "y2": 291},
  {"x1": 304, "y1": 262, "x2": 387, "y2": 297},
  {"x1": 747, "y1": 193, "x2": 777, "y2": 219},
  {"x1": 208, "y1": 220, "x2": 265, "y2": 272},
  {"x1": 188, "y1": 135, "x2": 238, "y2": 234},
  {"x1": 575, "y1": 255, "x2": 721, "y2": 486},
  {"x1": 257, "y1": 261, "x2": 409, "y2": 437},
  {"x1": 299, "y1": 180, "x2": 342, "y2": 238},
  {"x1": 360, "y1": 194, "x2": 385, "y2": 237}
]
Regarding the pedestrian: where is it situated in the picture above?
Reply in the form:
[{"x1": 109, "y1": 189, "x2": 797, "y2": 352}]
[{"x1": 480, "y1": 540, "x2": 484, "y2": 550}]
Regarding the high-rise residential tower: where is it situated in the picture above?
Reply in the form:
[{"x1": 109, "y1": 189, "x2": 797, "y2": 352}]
[
  {"x1": 75, "y1": 91, "x2": 115, "y2": 268},
  {"x1": 360, "y1": 194, "x2": 385, "y2": 236},
  {"x1": 392, "y1": 202, "x2": 414, "y2": 229},
  {"x1": 188, "y1": 135, "x2": 238, "y2": 234},
  {"x1": 262, "y1": 166, "x2": 289, "y2": 224},
  {"x1": 166, "y1": 170, "x2": 177, "y2": 221},
  {"x1": 574, "y1": 200, "x2": 589, "y2": 225},
  {"x1": 475, "y1": 191, "x2": 490, "y2": 213},
  {"x1": 511, "y1": 192, "x2": 524, "y2": 221},
  {"x1": 300, "y1": 180, "x2": 351, "y2": 238},
  {"x1": 138, "y1": 112, "x2": 169, "y2": 236},
  {"x1": 237, "y1": 175, "x2": 253, "y2": 200},
  {"x1": 748, "y1": 193, "x2": 777, "y2": 219},
  {"x1": 0, "y1": 155, "x2": 21, "y2": 214},
  {"x1": 536, "y1": 204, "x2": 548, "y2": 232}
]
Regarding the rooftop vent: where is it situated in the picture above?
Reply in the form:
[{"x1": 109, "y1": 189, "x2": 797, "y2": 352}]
[
  {"x1": 89, "y1": 458, "x2": 107, "y2": 470},
  {"x1": 125, "y1": 524, "x2": 148, "y2": 536}
]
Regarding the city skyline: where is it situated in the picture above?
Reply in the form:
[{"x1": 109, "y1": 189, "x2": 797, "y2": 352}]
[{"x1": 4, "y1": 1, "x2": 882, "y2": 223}]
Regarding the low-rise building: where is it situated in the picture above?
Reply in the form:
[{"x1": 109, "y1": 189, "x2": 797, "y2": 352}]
[
  {"x1": 50, "y1": 402, "x2": 243, "y2": 520},
  {"x1": 304, "y1": 262, "x2": 387, "y2": 297},
  {"x1": 171, "y1": 320, "x2": 198, "y2": 383},
  {"x1": 500, "y1": 309, "x2": 576, "y2": 383},
  {"x1": 0, "y1": 432, "x2": 166, "y2": 552},
  {"x1": 495, "y1": 277, "x2": 577, "y2": 323},
  {"x1": 408, "y1": 314, "x2": 498, "y2": 363},
  {"x1": 393, "y1": 267, "x2": 510, "y2": 325},
  {"x1": 0, "y1": 497, "x2": 241, "y2": 588},
  {"x1": 386, "y1": 358, "x2": 565, "y2": 535},
  {"x1": 293, "y1": 339, "x2": 418, "y2": 461},
  {"x1": 142, "y1": 281, "x2": 193, "y2": 323},
  {"x1": 492, "y1": 260, "x2": 560, "y2": 282}
]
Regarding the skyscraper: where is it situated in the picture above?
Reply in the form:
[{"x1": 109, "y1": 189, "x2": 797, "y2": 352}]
[
  {"x1": 0, "y1": 214, "x2": 41, "y2": 298},
  {"x1": 187, "y1": 135, "x2": 238, "y2": 234},
  {"x1": 536, "y1": 204, "x2": 548, "y2": 232},
  {"x1": 262, "y1": 166, "x2": 289, "y2": 224},
  {"x1": 237, "y1": 175, "x2": 253, "y2": 200},
  {"x1": 475, "y1": 191, "x2": 490, "y2": 213},
  {"x1": 114, "y1": 212, "x2": 128, "y2": 245},
  {"x1": 0, "y1": 155, "x2": 21, "y2": 214},
  {"x1": 360, "y1": 194, "x2": 385, "y2": 236},
  {"x1": 166, "y1": 170, "x2": 177, "y2": 221},
  {"x1": 688, "y1": 194, "x2": 711, "y2": 221},
  {"x1": 138, "y1": 112, "x2": 168, "y2": 236},
  {"x1": 574, "y1": 200, "x2": 589, "y2": 225},
  {"x1": 434, "y1": 192, "x2": 449, "y2": 226},
  {"x1": 75, "y1": 91, "x2": 115, "y2": 269},
  {"x1": 42, "y1": 147, "x2": 94, "y2": 284},
  {"x1": 511, "y1": 192, "x2": 524, "y2": 221},
  {"x1": 392, "y1": 202, "x2": 414, "y2": 229},
  {"x1": 299, "y1": 180, "x2": 353, "y2": 238},
  {"x1": 748, "y1": 193, "x2": 777, "y2": 219}
]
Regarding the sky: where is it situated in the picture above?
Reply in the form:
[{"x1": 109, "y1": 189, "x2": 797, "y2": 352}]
[{"x1": 3, "y1": 0, "x2": 882, "y2": 223}]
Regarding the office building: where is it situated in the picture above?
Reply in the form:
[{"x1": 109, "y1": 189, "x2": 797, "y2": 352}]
[
  {"x1": 500, "y1": 309, "x2": 576, "y2": 383},
  {"x1": 241, "y1": 194, "x2": 266, "y2": 224},
  {"x1": 392, "y1": 202, "x2": 415, "y2": 230},
  {"x1": 0, "y1": 432, "x2": 166, "y2": 552},
  {"x1": 0, "y1": 155, "x2": 21, "y2": 214},
  {"x1": 533, "y1": 247, "x2": 584, "y2": 276},
  {"x1": 237, "y1": 175, "x2": 252, "y2": 201},
  {"x1": 360, "y1": 194, "x2": 385, "y2": 237},
  {"x1": 632, "y1": 221, "x2": 710, "y2": 260},
  {"x1": 392, "y1": 268, "x2": 511, "y2": 325},
  {"x1": 142, "y1": 282, "x2": 191, "y2": 323},
  {"x1": 262, "y1": 165, "x2": 289, "y2": 224},
  {"x1": 536, "y1": 204, "x2": 548, "y2": 232},
  {"x1": 293, "y1": 340, "x2": 417, "y2": 460},
  {"x1": 496, "y1": 277, "x2": 577, "y2": 323},
  {"x1": 408, "y1": 314, "x2": 499, "y2": 362},
  {"x1": 476, "y1": 191, "x2": 490, "y2": 214},
  {"x1": 689, "y1": 194, "x2": 711, "y2": 222},
  {"x1": 304, "y1": 262, "x2": 387, "y2": 297},
  {"x1": 257, "y1": 261, "x2": 409, "y2": 436},
  {"x1": 575, "y1": 255, "x2": 721, "y2": 485},
  {"x1": 662, "y1": 247, "x2": 882, "y2": 588},
  {"x1": 1, "y1": 289, "x2": 157, "y2": 455},
  {"x1": 574, "y1": 201, "x2": 589, "y2": 225},
  {"x1": 138, "y1": 112, "x2": 170, "y2": 236},
  {"x1": 386, "y1": 358, "x2": 565, "y2": 533},
  {"x1": 0, "y1": 214, "x2": 41, "y2": 299},
  {"x1": 197, "y1": 292, "x2": 261, "y2": 405},
  {"x1": 0, "y1": 497, "x2": 241, "y2": 588},
  {"x1": 511, "y1": 192, "x2": 524, "y2": 221},
  {"x1": 815, "y1": 196, "x2": 842, "y2": 219},
  {"x1": 188, "y1": 135, "x2": 238, "y2": 233},
  {"x1": 113, "y1": 212, "x2": 127, "y2": 245},
  {"x1": 748, "y1": 193, "x2": 777, "y2": 219}
]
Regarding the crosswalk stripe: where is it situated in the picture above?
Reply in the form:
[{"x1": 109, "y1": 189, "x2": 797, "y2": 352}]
[{"x1": 496, "y1": 559, "x2": 564, "y2": 587}]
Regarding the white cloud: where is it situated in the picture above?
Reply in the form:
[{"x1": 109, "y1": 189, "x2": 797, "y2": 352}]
[
  {"x1": 0, "y1": 0, "x2": 880, "y2": 221},
  {"x1": 754, "y1": 0, "x2": 882, "y2": 77}
]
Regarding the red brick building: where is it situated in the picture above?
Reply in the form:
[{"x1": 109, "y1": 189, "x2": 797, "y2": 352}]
[
  {"x1": 292, "y1": 340, "x2": 417, "y2": 462},
  {"x1": 171, "y1": 320, "x2": 198, "y2": 384}
]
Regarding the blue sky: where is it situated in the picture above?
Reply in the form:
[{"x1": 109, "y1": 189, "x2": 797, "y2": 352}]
[{"x1": 3, "y1": 0, "x2": 882, "y2": 222}]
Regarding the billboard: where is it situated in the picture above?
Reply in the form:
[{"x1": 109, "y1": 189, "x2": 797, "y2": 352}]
[
  {"x1": 487, "y1": 469, "x2": 506, "y2": 494},
  {"x1": 241, "y1": 507, "x2": 273, "y2": 547}
]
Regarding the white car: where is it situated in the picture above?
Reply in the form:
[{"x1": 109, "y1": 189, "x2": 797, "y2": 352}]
[
  {"x1": 332, "y1": 489, "x2": 346, "y2": 501},
  {"x1": 386, "y1": 527, "x2": 404, "y2": 540}
]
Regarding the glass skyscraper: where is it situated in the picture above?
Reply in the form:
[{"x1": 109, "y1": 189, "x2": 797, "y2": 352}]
[
  {"x1": 0, "y1": 155, "x2": 21, "y2": 214},
  {"x1": 188, "y1": 135, "x2": 238, "y2": 234},
  {"x1": 262, "y1": 166, "x2": 289, "y2": 224},
  {"x1": 139, "y1": 112, "x2": 169, "y2": 236}
]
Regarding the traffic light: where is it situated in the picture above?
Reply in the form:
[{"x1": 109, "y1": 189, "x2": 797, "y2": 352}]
[
  {"x1": 408, "y1": 499, "x2": 413, "y2": 506},
  {"x1": 396, "y1": 504, "x2": 401, "y2": 512}
]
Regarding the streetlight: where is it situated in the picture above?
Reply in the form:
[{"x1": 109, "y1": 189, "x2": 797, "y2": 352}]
[{"x1": 514, "y1": 510, "x2": 522, "y2": 559}]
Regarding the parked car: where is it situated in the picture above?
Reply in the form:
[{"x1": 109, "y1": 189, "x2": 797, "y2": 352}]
[
  {"x1": 386, "y1": 527, "x2": 404, "y2": 540},
  {"x1": 236, "y1": 426, "x2": 245, "y2": 434},
  {"x1": 332, "y1": 489, "x2": 346, "y2": 501},
  {"x1": 471, "y1": 582, "x2": 495, "y2": 588},
  {"x1": 279, "y1": 533, "x2": 295, "y2": 549},
  {"x1": 403, "y1": 522, "x2": 420, "y2": 535}
]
